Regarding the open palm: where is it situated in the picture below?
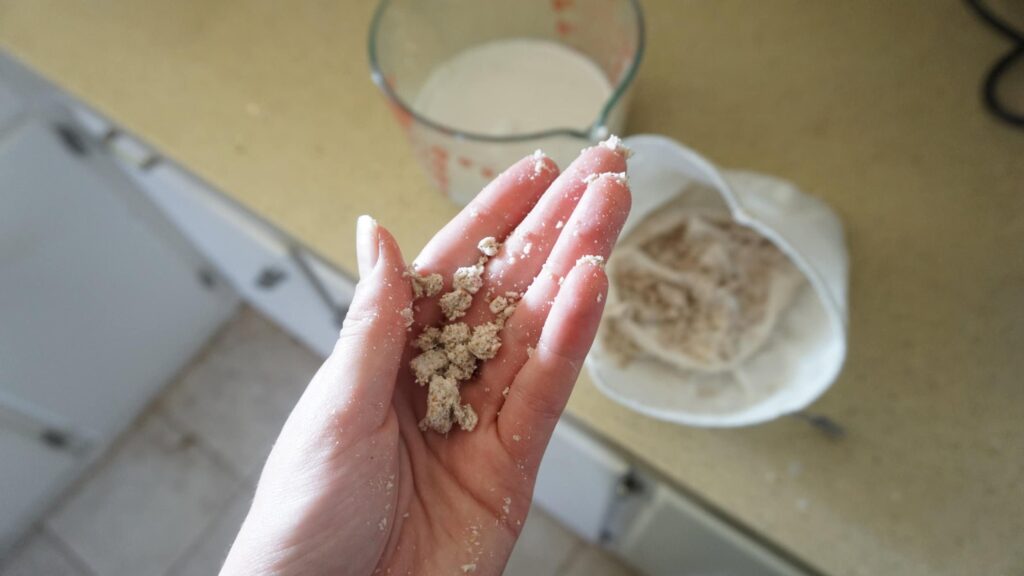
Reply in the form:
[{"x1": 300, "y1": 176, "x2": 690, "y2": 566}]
[{"x1": 222, "y1": 144, "x2": 631, "y2": 576}]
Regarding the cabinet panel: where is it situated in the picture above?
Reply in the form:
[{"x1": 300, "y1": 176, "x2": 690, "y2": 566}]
[
  {"x1": 612, "y1": 483, "x2": 808, "y2": 576},
  {"x1": 128, "y1": 162, "x2": 355, "y2": 358},
  {"x1": 0, "y1": 75, "x2": 23, "y2": 132},
  {"x1": 0, "y1": 120, "x2": 237, "y2": 438},
  {"x1": 533, "y1": 418, "x2": 631, "y2": 543},
  {"x1": 0, "y1": 421, "x2": 81, "y2": 553}
]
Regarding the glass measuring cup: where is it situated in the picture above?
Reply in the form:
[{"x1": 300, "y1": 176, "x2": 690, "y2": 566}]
[{"x1": 368, "y1": 0, "x2": 645, "y2": 205}]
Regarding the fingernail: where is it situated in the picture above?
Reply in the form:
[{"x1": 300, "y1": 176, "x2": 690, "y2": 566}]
[{"x1": 356, "y1": 215, "x2": 379, "y2": 279}]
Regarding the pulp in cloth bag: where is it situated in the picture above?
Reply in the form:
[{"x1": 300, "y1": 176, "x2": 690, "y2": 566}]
[{"x1": 587, "y1": 135, "x2": 849, "y2": 427}]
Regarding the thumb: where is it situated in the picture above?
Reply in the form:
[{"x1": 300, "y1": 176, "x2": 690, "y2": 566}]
[{"x1": 297, "y1": 216, "x2": 412, "y2": 433}]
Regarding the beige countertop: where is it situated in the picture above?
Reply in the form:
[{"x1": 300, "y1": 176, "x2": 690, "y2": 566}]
[{"x1": 3, "y1": 1, "x2": 1022, "y2": 574}]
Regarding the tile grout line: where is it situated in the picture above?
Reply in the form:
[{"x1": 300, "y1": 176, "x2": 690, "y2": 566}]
[
  {"x1": 552, "y1": 538, "x2": 587, "y2": 576},
  {"x1": 154, "y1": 407, "x2": 258, "y2": 576},
  {"x1": 39, "y1": 399, "x2": 168, "y2": 537},
  {"x1": 159, "y1": 477, "x2": 253, "y2": 576},
  {"x1": 39, "y1": 410, "x2": 241, "y2": 576},
  {"x1": 36, "y1": 314, "x2": 242, "y2": 542},
  {"x1": 157, "y1": 408, "x2": 247, "y2": 485},
  {"x1": 154, "y1": 306, "x2": 317, "y2": 485},
  {"x1": 0, "y1": 529, "x2": 43, "y2": 575},
  {"x1": 40, "y1": 526, "x2": 100, "y2": 576},
  {"x1": 3, "y1": 310, "x2": 260, "y2": 576},
  {"x1": 152, "y1": 309, "x2": 295, "y2": 575}
]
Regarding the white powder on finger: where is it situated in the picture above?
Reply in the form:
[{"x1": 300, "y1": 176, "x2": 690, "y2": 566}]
[
  {"x1": 400, "y1": 307, "x2": 414, "y2": 329},
  {"x1": 599, "y1": 134, "x2": 634, "y2": 158},
  {"x1": 532, "y1": 149, "x2": 552, "y2": 176},
  {"x1": 576, "y1": 255, "x2": 606, "y2": 268}
]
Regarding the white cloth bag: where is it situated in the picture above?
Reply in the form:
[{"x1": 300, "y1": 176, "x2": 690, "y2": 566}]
[{"x1": 587, "y1": 135, "x2": 849, "y2": 426}]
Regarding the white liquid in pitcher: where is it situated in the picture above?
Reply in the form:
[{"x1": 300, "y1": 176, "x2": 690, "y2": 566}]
[{"x1": 414, "y1": 38, "x2": 612, "y2": 135}]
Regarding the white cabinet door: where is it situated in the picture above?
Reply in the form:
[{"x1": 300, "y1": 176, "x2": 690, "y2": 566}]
[
  {"x1": 125, "y1": 160, "x2": 355, "y2": 358},
  {"x1": 533, "y1": 418, "x2": 631, "y2": 543},
  {"x1": 612, "y1": 482, "x2": 809, "y2": 576},
  {"x1": 61, "y1": 95, "x2": 357, "y2": 359},
  {"x1": 0, "y1": 74, "x2": 23, "y2": 131},
  {"x1": 0, "y1": 400, "x2": 86, "y2": 553},
  {"x1": 0, "y1": 118, "x2": 237, "y2": 440},
  {"x1": 0, "y1": 428, "x2": 79, "y2": 552}
]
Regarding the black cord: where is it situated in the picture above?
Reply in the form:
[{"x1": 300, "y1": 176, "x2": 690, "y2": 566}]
[{"x1": 965, "y1": 0, "x2": 1024, "y2": 127}]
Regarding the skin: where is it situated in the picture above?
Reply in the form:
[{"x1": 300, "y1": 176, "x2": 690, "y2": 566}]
[{"x1": 221, "y1": 145, "x2": 631, "y2": 576}]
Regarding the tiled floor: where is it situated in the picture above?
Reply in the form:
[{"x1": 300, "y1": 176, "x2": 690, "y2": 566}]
[{"x1": 0, "y1": 308, "x2": 635, "y2": 576}]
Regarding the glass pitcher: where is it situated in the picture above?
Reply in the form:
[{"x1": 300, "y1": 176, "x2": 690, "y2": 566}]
[{"x1": 369, "y1": 0, "x2": 645, "y2": 205}]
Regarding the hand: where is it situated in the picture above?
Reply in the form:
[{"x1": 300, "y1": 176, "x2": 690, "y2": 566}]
[{"x1": 221, "y1": 144, "x2": 631, "y2": 576}]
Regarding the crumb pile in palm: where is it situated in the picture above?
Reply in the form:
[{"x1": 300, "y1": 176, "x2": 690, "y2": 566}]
[
  {"x1": 406, "y1": 237, "x2": 519, "y2": 434},
  {"x1": 605, "y1": 203, "x2": 803, "y2": 372}
]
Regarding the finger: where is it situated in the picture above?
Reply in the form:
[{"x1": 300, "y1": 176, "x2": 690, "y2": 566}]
[
  {"x1": 466, "y1": 173, "x2": 630, "y2": 420},
  {"x1": 496, "y1": 261, "x2": 609, "y2": 456},
  {"x1": 293, "y1": 219, "x2": 412, "y2": 435},
  {"x1": 454, "y1": 144, "x2": 626, "y2": 366},
  {"x1": 474, "y1": 145, "x2": 627, "y2": 301},
  {"x1": 411, "y1": 153, "x2": 559, "y2": 325}
]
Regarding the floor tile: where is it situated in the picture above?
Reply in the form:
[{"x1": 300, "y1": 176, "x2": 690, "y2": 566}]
[
  {"x1": 503, "y1": 508, "x2": 581, "y2": 576},
  {"x1": 46, "y1": 415, "x2": 237, "y2": 576},
  {"x1": 562, "y1": 546, "x2": 637, "y2": 576},
  {"x1": 0, "y1": 530, "x2": 90, "y2": 576},
  {"x1": 161, "y1": 308, "x2": 321, "y2": 478},
  {"x1": 10, "y1": 307, "x2": 633, "y2": 576},
  {"x1": 166, "y1": 486, "x2": 255, "y2": 576}
]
